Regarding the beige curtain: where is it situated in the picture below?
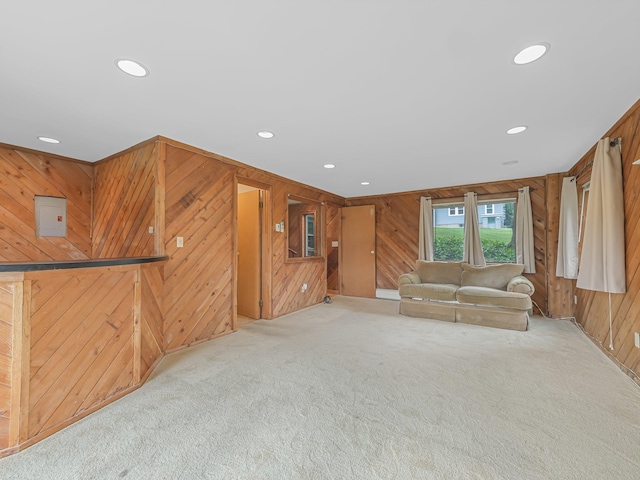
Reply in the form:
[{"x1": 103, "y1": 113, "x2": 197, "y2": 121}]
[
  {"x1": 418, "y1": 197, "x2": 434, "y2": 261},
  {"x1": 556, "y1": 177, "x2": 579, "y2": 279},
  {"x1": 515, "y1": 186, "x2": 536, "y2": 273},
  {"x1": 463, "y1": 192, "x2": 485, "y2": 266},
  {"x1": 577, "y1": 138, "x2": 626, "y2": 293}
]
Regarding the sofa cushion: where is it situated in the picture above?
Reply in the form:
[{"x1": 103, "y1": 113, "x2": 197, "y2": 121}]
[
  {"x1": 460, "y1": 263, "x2": 525, "y2": 290},
  {"x1": 398, "y1": 283, "x2": 459, "y2": 302},
  {"x1": 456, "y1": 286, "x2": 532, "y2": 311},
  {"x1": 415, "y1": 260, "x2": 464, "y2": 286}
]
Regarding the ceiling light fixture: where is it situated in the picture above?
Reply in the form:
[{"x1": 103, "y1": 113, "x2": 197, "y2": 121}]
[
  {"x1": 257, "y1": 131, "x2": 275, "y2": 139},
  {"x1": 513, "y1": 43, "x2": 550, "y2": 65},
  {"x1": 502, "y1": 160, "x2": 519, "y2": 165},
  {"x1": 324, "y1": 164, "x2": 335, "y2": 169},
  {"x1": 115, "y1": 59, "x2": 149, "y2": 77},
  {"x1": 361, "y1": 181, "x2": 370, "y2": 185},
  {"x1": 506, "y1": 126, "x2": 527, "y2": 135},
  {"x1": 37, "y1": 136, "x2": 61, "y2": 144}
]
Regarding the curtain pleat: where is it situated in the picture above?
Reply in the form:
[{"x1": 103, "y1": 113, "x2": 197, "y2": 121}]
[
  {"x1": 556, "y1": 177, "x2": 579, "y2": 278},
  {"x1": 418, "y1": 197, "x2": 434, "y2": 261},
  {"x1": 516, "y1": 186, "x2": 536, "y2": 273},
  {"x1": 463, "y1": 192, "x2": 485, "y2": 266},
  {"x1": 577, "y1": 138, "x2": 626, "y2": 293}
]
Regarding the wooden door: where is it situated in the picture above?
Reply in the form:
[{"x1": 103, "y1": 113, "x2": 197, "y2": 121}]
[
  {"x1": 237, "y1": 189, "x2": 261, "y2": 318},
  {"x1": 341, "y1": 205, "x2": 376, "y2": 297}
]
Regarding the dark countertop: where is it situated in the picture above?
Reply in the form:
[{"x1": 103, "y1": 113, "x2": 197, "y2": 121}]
[{"x1": 0, "y1": 256, "x2": 169, "y2": 272}]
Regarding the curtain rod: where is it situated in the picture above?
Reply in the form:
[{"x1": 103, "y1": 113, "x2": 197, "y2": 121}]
[
  {"x1": 570, "y1": 137, "x2": 621, "y2": 182},
  {"x1": 420, "y1": 188, "x2": 532, "y2": 202}
]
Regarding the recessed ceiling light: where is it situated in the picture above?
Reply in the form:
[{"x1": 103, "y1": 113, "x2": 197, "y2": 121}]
[
  {"x1": 361, "y1": 181, "x2": 370, "y2": 185},
  {"x1": 506, "y1": 126, "x2": 527, "y2": 135},
  {"x1": 502, "y1": 160, "x2": 519, "y2": 165},
  {"x1": 257, "y1": 131, "x2": 275, "y2": 139},
  {"x1": 513, "y1": 43, "x2": 550, "y2": 65},
  {"x1": 324, "y1": 164, "x2": 335, "y2": 169},
  {"x1": 38, "y1": 136, "x2": 60, "y2": 144},
  {"x1": 115, "y1": 59, "x2": 149, "y2": 77}
]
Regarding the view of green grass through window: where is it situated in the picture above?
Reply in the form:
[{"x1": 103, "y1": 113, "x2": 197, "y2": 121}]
[{"x1": 433, "y1": 201, "x2": 516, "y2": 263}]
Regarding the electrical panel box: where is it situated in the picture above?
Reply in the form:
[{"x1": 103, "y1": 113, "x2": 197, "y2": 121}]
[{"x1": 35, "y1": 195, "x2": 67, "y2": 237}]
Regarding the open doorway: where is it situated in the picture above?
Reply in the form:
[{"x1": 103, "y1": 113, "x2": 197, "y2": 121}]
[
  {"x1": 237, "y1": 184, "x2": 263, "y2": 327},
  {"x1": 235, "y1": 179, "x2": 272, "y2": 329}
]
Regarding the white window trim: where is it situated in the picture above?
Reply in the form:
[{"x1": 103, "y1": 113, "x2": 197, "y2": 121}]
[{"x1": 448, "y1": 206, "x2": 464, "y2": 216}]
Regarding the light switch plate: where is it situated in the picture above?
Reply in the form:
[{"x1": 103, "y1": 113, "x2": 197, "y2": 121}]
[
  {"x1": 148, "y1": 226, "x2": 154, "y2": 234},
  {"x1": 635, "y1": 332, "x2": 640, "y2": 349},
  {"x1": 177, "y1": 236, "x2": 184, "y2": 248}
]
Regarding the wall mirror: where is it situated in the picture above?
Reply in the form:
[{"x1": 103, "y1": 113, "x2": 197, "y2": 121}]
[{"x1": 287, "y1": 194, "x2": 322, "y2": 259}]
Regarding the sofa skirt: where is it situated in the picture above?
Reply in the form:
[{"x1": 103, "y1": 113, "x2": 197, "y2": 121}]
[{"x1": 399, "y1": 298, "x2": 529, "y2": 331}]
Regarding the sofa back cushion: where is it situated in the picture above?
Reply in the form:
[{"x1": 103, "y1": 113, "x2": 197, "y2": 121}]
[
  {"x1": 461, "y1": 263, "x2": 525, "y2": 290},
  {"x1": 415, "y1": 261, "x2": 464, "y2": 286}
]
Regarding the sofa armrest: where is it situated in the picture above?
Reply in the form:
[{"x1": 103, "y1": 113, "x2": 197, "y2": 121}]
[
  {"x1": 398, "y1": 271, "x2": 421, "y2": 286},
  {"x1": 507, "y1": 276, "x2": 535, "y2": 296}
]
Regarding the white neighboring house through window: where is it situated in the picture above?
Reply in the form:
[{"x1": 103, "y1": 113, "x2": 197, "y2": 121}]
[
  {"x1": 448, "y1": 206, "x2": 464, "y2": 216},
  {"x1": 485, "y1": 204, "x2": 494, "y2": 215}
]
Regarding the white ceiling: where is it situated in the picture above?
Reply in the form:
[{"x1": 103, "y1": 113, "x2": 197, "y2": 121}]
[{"x1": 2, "y1": 1, "x2": 639, "y2": 198}]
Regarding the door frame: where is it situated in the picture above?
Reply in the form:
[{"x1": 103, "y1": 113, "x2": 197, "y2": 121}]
[{"x1": 233, "y1": 176, "x2": 273, "y2": 328}]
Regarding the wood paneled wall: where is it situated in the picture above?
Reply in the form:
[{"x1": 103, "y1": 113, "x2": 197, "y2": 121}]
[
  {"x1": 139, "y1": 265, "x2": 164, "y2": 380},
  {"x1": 326, "y1": 204, "x2": 341, "y2": 293},
  {"x1": 0, "y1": 145, "x2": 92, "y2": 262},
  {"x1": 92, "y1": 143, "x2": 157, "y2": 258},
  {"x1": 28, "y1": 268, "x2": 136, "y2": 439},
  {"x1": 0, "y1": 261, "x2": 165, "y2": 457},
  {"x1": 567, "y1": 98, "x2": 640, "y2": 383},
  {"x1": 162, "y1": 144, "x2": 235, "y2": 350},
  {"x1": 232, "y1": 157, "x2": 343, "y2": 319},
  {"x1": 160, "y1": 140, "x2": 344, "y2": 350},
  {"x1": 0, "y1": 284, "x2": 12, "y2": 450},
  {"x1": 346, "y1": 177, "x2": 548, "y2": 312}
]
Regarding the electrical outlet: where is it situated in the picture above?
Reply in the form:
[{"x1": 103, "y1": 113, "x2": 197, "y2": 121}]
[
  {"x1": 635, "y1": 332, "x2": 640, "y2": 349},
  {"x1": 148, "y1": 226, "x2": 154, "y2": 234},
  {"x1": 574, "y1": 295, "x2": 578, "y2": 304},
  {"x1": 275, "y1": 223, "x2": 281, "y2": 232},
  {"x1": 301, "y1": 284, "x2": 307, "y2": 292},
  {"x1": 177, "y1": 236, "x2": 184, "y2": 248}
]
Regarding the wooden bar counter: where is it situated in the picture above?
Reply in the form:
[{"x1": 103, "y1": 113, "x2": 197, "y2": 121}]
[{"x1": 0, "y1": 256, "x2": 167, "y2": 457}]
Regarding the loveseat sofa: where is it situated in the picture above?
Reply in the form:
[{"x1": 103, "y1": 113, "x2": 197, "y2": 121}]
[{"x1": 398, "y1": 261, "x2": 535, "y2": 331}]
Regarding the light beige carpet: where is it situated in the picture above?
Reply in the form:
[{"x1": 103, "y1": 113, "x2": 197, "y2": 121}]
[{"x1": 1, "y1": 296, "x2": 639, "y2": 479}]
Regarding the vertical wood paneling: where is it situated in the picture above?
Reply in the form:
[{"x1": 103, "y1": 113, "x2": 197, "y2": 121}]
[
  {"x1": 346, "y1": 177, "x2": 548, "y2": 311},
  {"x1": 569, "y1": 99, "x2": 640, "y2": 382},
  {"x1": 92, "y1": 142, "x2": 156, "y2": 258},
  {"x1": 27, "y1": 270, "x2": 135, "y2": 438},
  {"x1": 0, "y1": 284, "x2": 13, "y2": 450},
  {"x1": 0, "y1": 145, "x2": 92, "y2": 262}
]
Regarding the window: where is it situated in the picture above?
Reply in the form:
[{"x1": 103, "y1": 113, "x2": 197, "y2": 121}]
[
  {"x1": 287, "y1": 194, "x2": 322, "y2": 260},
  {"x1": 478, "y1": 200, "x2": 515, "y2": 263},
  {"x1": 433, "y1": 199, "x2": 516, "y2": 263},
  {"x1": 304, "y1": 213, "x2": 315, "y2": 257},
  {"x1": 434, "y1": 204, "x2": 465, "y2": 261}
]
